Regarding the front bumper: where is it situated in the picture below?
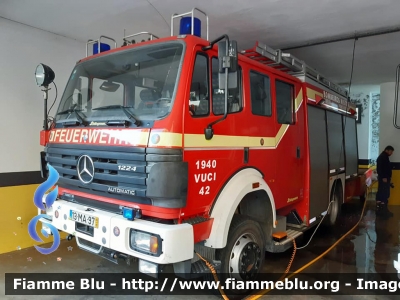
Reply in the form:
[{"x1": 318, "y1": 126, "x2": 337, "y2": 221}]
[{"x1": 39, "y1": 199, "x2": 194, "y2": 264}]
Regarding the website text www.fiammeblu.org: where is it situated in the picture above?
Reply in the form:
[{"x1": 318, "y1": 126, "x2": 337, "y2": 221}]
[
  {"x1": 8, "y1": 276, "x2": 400, "y2": 295},
  {"x1": 175, "y1": 278, "x2": 400, "y2": 293}
]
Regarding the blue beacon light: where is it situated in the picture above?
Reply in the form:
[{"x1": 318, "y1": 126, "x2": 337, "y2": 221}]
[
  {"x1": 93, "y1": 42, "x2": 111, "y2": 55},
  {"x1": 122, "y1": 207, "x2": 135, "y2": 221},
  {"x1": 179, "y1": 17, "x2": 201, "y2": 37}
]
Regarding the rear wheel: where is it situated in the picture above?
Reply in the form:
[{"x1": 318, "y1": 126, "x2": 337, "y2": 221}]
[
  {"x1": 218, "y1": 215, "x2": 265, "y2": 294},
  {"x1": 326, "y1": 184, "x2": 342, "y2": 226}
]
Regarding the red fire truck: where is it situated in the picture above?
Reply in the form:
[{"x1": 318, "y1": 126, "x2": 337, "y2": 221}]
[{"x1": 36, "y1": 8, "x2": 360, "y2": 281}]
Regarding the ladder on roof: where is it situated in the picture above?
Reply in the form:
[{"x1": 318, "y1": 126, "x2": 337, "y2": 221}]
[{"x1": 241, "y1": 41, "x2": 349, "y2": 98}]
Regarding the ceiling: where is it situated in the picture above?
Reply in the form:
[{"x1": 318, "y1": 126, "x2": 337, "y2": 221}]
[{"x1": 2, "y1": 0, "x2": 400, "y2": 90}]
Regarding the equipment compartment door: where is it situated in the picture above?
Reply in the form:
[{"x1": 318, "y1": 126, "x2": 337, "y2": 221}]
[{"x1": 307, "y1": 106, "x2": 330, "y2": 218}]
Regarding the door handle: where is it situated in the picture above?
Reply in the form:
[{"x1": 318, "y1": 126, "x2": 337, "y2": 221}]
[{"x1": 297, "y1": 147, "x2": 300, "y2": 158}]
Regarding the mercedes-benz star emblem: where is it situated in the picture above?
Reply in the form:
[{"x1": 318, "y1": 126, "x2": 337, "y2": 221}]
[{"x1": 77, "y1": 155, "x2": 95, "y2": 184}]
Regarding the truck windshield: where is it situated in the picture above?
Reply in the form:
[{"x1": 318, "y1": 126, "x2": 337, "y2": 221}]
[{"x1": 55, "y1": 41, "x2": 184, "y2": 124}]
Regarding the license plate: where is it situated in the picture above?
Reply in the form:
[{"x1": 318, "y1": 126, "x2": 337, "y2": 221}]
[{"x1": 69, "y1": 210, "x2": 99, "y2": 228}]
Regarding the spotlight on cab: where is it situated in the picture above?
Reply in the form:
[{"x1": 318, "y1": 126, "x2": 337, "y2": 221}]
[{"x1": 35, "y1": 63, "x2": 55, "y2": 87}]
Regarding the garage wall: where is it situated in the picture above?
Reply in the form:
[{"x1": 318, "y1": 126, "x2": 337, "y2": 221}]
[
  {"x1": 0, "y1": 18, "x2": 84, "y2": 254},
  {"x1": 349, "y1": 85, "x2": 380, "y2": 167},
  {"x1": 0, "y1": 18, "x2": 84, "y2": 173},
  {"x1": 350, "y1": 90, "x2": 371, "y2": 161}
]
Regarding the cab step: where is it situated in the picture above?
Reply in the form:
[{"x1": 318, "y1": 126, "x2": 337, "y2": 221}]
[
  {"x1": 271, "y1": 229, "x2": 303, "y2": 253},
  {"x1": 269, "y1": 214, "x2": 304, "y2": 253}
]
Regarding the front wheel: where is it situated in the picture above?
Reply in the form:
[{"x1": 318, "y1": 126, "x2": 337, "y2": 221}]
[{"x1": 218, "y1": 215, "x2": 265, "y2": 293}]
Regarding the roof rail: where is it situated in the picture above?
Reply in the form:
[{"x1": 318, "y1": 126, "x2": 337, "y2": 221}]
[
  {"x1": 122, "y1": 31, "x2": 159, "y2": 46},
  {"x1": 86, "y1": 36, "x2": 117, "y2": 57},
  {"x1": 241, "y1": 41, "x2": 349, "y2": 98}
]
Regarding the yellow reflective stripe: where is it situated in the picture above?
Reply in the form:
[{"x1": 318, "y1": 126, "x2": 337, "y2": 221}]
[
  {"x1": 149, "y1": 132, "x2": 182, "y2": 147},
  {"x1": 137, "y1": 131, "x2": 151, "y2": 146},
  {"x1": 295, "y1": 88, "x2": 303, "y2": 111},
  {"x1": 184, "y1": 134, "x2": 275, "y2": 148},
  {"x1": 275, "y1": 124, "x2": 289, "y2": 146},
  {"x1": 306, "y1": 87, "x2": 323, "y2": 101}
]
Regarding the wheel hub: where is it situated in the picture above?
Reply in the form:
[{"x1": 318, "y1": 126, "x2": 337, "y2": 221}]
[{"x1": 229, "y1": 234, "x2": 262, "y2": 280}]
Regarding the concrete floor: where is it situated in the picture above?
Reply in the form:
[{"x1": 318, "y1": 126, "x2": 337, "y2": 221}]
[{"x1": 1, "y1": 194, "x2": 399, "y2": 299}]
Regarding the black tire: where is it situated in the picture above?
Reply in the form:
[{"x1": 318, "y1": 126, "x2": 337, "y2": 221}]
[
  {"x1": 218, "y1": 215, "x2": 265, "y2": 294},
  {"x1": 326, "y1": 184, "x2": 343, "y2": 226}
]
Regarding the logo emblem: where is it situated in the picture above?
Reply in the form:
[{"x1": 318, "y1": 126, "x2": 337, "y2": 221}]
[
  {"x1": 28, "y1": 163, "x2": 60, "y2": 254},
  {"x1": 77, "y1": 155, "x2": 95, "y2": 184}
]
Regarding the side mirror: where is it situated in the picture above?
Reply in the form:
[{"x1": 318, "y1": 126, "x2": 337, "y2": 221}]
[
  {"x1": 204, "y1": 127, "x2": 213, "y2": 140},
  {"x1": 202, "y1": 35, "x2": 238, "y2": 140},
  {"x1": 218, "y1": 40, "x2": 238, "y2": 90}
]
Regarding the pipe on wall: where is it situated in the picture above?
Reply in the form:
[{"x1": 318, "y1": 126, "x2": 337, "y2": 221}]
[{"x1": 282, "y1": 25, "x2": 400, "y2": 51}]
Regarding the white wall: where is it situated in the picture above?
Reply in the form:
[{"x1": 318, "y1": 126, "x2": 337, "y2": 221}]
[
  {"x1": 0, "y1": 18, "x2": 85, "y2": 173},
  {"x1": 348, "y1": 85, "x2": 379, "y2": 161},
  {"x1": 380, "y1": 82, "x2": 400, "y2": 161}
]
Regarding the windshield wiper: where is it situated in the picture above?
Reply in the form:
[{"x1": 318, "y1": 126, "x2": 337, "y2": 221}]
[
  {"x1": 92, "y1": 105, "x2": 141, "y2": 126},
  {"x1": 57, "y1": 107, "x2": 88, "y2": 126}
]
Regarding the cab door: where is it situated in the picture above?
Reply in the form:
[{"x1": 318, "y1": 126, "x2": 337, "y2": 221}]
[
  {"x1": 182, "y1": 48, "x2": 215, "y2": 213},
  {"x1": 273, "y1": 78, "x2": 305, "y2": 209}
]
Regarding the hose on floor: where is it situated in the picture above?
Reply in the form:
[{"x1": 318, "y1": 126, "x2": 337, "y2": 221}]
[
  {"x1": 244, "y1": 181, "x2": 374, "y2": 300},
  {"x1": 200, "y1": 182, "x2": 373, "y2": 300},
  {"x1": 284, "y1": 238, "x2": 297, "y2": 274},
  {"x1": 195, "y1": 252, "x2": 229, "y2": 300}
]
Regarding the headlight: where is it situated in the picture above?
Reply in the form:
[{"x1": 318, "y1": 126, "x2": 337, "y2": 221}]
[{"x1": 130, "y1": 230, "x2": 161, "y2": 256}]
